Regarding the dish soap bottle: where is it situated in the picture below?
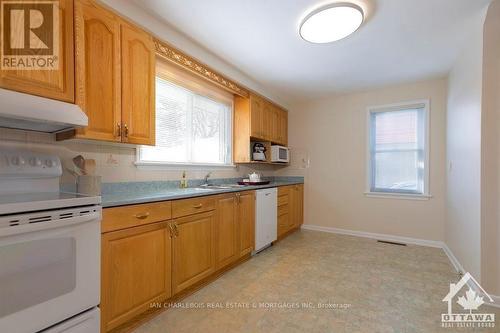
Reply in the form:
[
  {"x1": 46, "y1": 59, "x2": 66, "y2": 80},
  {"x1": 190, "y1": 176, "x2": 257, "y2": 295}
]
[{"x1": 180, "y1": 171, "x2": 188, "y2": 188}]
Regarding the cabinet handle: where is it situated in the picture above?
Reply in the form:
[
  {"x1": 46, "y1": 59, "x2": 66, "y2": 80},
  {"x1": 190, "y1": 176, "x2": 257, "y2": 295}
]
[
  {"x1": 193, "y1": 203, "x2": 203, "y2": 209},
  {"x1": 174, "y1": 223, "x2": 179, "y2": 236},
  {"x1": 236, "y1": 193, "x2": 241, "y2": 204},
  {"x1": 123, "y1": 124, "x2": 129, "y2": 138},
  {"x1": 116, "y1": 123, "x2": 121, "y2": 138},
  {"x1": 134, "y1": 212, "x2": 150, "y2": 219},
  {"x1": 168, "y1": 223, "x2": 175, "y2": 238}
]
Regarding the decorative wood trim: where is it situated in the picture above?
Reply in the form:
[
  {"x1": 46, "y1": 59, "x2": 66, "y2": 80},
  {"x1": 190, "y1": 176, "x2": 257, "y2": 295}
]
[{"x1": 154, "y1": 39, "x2": 249, "y2": 98}]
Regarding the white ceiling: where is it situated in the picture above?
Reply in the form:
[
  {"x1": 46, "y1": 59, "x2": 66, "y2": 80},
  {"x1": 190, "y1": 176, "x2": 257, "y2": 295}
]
[{"x1": 133, "y1": 0, "x2": 491, "y2": 103}]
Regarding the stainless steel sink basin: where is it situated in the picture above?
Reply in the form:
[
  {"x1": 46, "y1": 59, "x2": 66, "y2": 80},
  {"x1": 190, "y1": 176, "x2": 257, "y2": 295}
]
[{"x1": 197, "y1": 184, "x2": 246, "y2": 190}]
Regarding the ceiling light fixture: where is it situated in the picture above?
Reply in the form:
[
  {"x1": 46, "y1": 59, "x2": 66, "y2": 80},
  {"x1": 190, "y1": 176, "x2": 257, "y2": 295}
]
[{"x1": 299, "y1": 3, "x2": 364, "y2": 43}]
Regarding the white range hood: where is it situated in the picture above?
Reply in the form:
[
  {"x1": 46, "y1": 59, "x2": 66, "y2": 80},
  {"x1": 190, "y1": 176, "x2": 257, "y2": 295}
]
[{"x1": 0, "y1": 88, "x2": 88, "y2": 133}]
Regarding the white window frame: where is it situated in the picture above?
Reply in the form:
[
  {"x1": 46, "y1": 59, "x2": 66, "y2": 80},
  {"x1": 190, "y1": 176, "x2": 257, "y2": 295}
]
[
  {"x1": 135, "y1": 77, "x2": 235, "y2": 169},
  {"x1": 365, "y1": 100, "x2": 431, "y2": 200}
]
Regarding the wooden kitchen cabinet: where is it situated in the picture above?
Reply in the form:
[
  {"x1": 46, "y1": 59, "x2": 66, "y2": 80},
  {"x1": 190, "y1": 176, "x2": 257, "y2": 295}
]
[
  {"x1": 74, "y1": 0, "x2": 121, "y2": 142},
  {"x1": 101, "y1": 221, "x2": 172, "y2": 332},
  {"x1": 277, "y1": 186, "x2": 291, "y2": 237},
  {"x1": 278, "y1": 109, "x2": 288, "y2": 146},
  {"x1": 277, "y1": 184, "x2": 304, "y2": 238},
  {"x1": 238, "y1": 191, "x2": 255, "y2": 256},
  {"x1": 215, "y1": 194, "x2": 239, "y2": 269},
  {"x1": 172, "y1": 210, "x2": 216, "y2": 294},
  {"x1": 234, "y1": 93, "x2": 289, "y2": 163},
  {"x1": 289, "y1": 184, "x2": 304, "y2": 229},
  {"x1": 0, "y1": 0, "x2": 74, "y2": 102},
  {"x1": 66, "y1": 0, "x2": 155, "y2": 145},
  {"x1": 120, "y1": 23, "x2": 155, "y2": 145},
  {"x1": 250, "y1": 94, "x2": 265, "y2": 139}
]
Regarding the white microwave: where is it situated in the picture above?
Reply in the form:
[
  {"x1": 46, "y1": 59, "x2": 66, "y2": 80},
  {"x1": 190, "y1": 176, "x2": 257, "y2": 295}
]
[{"x1": 271, "y1": 145, "x2": 290, "y2": 163}]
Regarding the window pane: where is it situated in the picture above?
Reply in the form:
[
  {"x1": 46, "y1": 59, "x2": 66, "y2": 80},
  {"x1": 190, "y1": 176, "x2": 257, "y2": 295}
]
[
  {"x1": 373, "y1": 151, "x2": 421, "y2": 192},
  {"x1": 374, "y1": 109, "x2": 419, "y2": 150},
  {"x1": 191, "y1": 95, "x2": 226, "y2": 164},
  {"x1": 369, "y1": 106, "x2": 426, "y2": 194},
  {"x1": 139, "y1": 77, "x2": 232, "y2": 165}
]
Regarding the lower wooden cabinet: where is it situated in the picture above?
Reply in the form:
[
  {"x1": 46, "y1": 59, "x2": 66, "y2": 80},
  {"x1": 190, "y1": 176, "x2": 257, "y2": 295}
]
[
  {"x1": 215, "y1": 194, "x2": 239, "y2": 269},
  {"x1": 215, "y1": 192, "x2": 256, "y2": 269},
  {"x1": 101, "y1": 221, "x2": 172, "y2": 332},
  {"x1": 99, "y1": 187, "x2": 299, "y2": 331},
  {"x1": 172, "y1": 210, "x2": 216, "y2": 294},
  {"x1": 238, "y1": 191, "x2": 256, "y2": 256},
  {"x1": 277, "y1": 184, "x2": 304, "y2": 238},
  {"x1": 290, "y1": 184, "x2": 304, "y2": 229}
]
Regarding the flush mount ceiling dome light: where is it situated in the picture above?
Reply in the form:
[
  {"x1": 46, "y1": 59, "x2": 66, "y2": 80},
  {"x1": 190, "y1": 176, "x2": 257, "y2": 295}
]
[{"x1": 299, "y1": 3, "x2": 364, "y2": 43}]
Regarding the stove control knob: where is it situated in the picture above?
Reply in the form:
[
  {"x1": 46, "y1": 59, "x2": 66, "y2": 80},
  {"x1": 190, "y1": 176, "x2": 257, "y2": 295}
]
[
  {"x1": 29, "y1": 157, "x2": 42, "y2": 167},
  {"x1": 45, "y1": 159, "x2": 54, "y2": 168},
  {"x1": 11, "y1": 156, "x2": 25, "y2": 166}
]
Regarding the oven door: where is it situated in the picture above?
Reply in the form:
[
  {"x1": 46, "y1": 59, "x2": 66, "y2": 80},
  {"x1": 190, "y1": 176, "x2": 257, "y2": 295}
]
[{"x1": 0, "y1": 209, "x2": 101, "y2": 333}]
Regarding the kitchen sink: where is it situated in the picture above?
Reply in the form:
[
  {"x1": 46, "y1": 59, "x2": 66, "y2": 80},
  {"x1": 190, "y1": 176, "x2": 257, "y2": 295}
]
[{"x1": 197, "y1": 184, "x2": 246, "y2": 190}]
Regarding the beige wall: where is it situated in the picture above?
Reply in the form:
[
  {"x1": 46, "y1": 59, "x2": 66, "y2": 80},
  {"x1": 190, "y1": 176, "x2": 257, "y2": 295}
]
[
  {"x1": 279, "y1": 78, "x2": 447, "y2": 241},
  {"x1": 481, "y1": 0, "x2": 500, "y2": 294},
  {"x1": 445, "y1": 8, "x2": 487, "y2": 282}
]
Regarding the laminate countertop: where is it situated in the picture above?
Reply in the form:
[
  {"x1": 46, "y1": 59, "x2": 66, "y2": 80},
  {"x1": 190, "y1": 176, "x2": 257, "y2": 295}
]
[{"x1": 100, "y1": 177, "x2": 304, "y2": 208}]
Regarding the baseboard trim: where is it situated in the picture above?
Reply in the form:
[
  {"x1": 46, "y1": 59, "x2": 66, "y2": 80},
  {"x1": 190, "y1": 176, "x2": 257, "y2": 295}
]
[
  {"x1": 300, "y1": 224, "x2": 444, "y2": 248},
  {"x1": 301, "y1": 224, "x2": 500, "y2": 308},
  {"x1": 441, "y1": 243, "x2": 465, "y2": 274}
]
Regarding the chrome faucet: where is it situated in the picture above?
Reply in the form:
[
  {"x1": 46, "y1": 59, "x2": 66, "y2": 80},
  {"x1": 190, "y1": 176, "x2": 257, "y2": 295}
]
[{"x1": 203, "y1": 172, "x2": 212, "y2": 185}]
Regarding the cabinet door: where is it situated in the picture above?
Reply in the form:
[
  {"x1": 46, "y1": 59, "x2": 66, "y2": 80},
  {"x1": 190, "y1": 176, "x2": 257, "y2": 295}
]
[
  {"x1": 279, "y1": 109, "x2": 288, "y2": 146},
  {"x1": 0, "y1": 0, "x2": 74, "y2": 102},
  {"x1": 277, "y1": 188, "x2": 291, "y2": 236},
  {"x1": 262, "y1": 101, "x2": 272, "y2": 141},
  {"x1": 215, "y1": 194, "x2": 238, "y2": 269},
  {"x1": 74, "y1": 0, "x2": 121, "y2": 142},
  {"x1": 270, "y1": 105, "x2": 280, "y2": 143},
  {"x1": 121, "y1": 23, "x2": 155, "y2": 145},
  {"x1": 250, "y1": 95, "x2": 263, "y2": 139},
  {"x1": 290, "y1": 184, "x2": 304, "y2": 229},
  {"x1": 172, "y1": 211, "x2": 215, "y2": 294},
  {"x1": 101, "y1": 221, "x2": 172, "y2": 332},
  {"x1": 238, "y1": 191, "x2": 255, "y2": 256}
]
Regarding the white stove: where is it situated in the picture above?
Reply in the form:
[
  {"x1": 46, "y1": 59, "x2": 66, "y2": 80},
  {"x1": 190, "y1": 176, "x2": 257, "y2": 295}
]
[{"x1": 0, "y1": 149, "x2": 101, "y2": 333}]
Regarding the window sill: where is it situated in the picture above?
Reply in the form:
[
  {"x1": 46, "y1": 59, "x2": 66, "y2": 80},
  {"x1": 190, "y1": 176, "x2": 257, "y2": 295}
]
[
  {"x1": 135, "y1": 161, "x2": 237, "y2": 170},
  {"x1": 364, "y1": 192, "x2": 432, "y2": 201}
]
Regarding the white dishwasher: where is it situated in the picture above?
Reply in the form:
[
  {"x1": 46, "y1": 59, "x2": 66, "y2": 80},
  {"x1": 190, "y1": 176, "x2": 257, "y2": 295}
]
[{"x1": 254, "y1": 188, "x2": 278, "y2": 253}]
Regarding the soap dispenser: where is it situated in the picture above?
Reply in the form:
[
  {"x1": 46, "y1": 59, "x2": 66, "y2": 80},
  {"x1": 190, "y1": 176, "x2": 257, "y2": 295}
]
[{"x1": 180, "y1": 171, "x2": 188, "y2": 188}]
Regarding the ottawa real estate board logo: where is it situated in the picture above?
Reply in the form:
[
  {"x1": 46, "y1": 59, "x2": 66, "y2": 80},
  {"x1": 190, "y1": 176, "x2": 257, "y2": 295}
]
[
  {"x1": 442, "y1": 272, "x2": 495, "y2": 329},
  {"x1": 1, "y1": 0, "x2": 59, "y2": 70}
]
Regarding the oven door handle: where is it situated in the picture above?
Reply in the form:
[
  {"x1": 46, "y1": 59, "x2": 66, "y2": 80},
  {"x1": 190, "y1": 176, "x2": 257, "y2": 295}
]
[{"x1": 0, "y1": 212, "x2": 101, "y2": 238}]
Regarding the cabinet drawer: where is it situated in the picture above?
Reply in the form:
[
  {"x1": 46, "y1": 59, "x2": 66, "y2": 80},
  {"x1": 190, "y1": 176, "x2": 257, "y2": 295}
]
[
  {"x1": 278, "y1": 194, "x2": 289, "y2": 207},
  {"x1": 278, "y1": 204, "x2": 288, "y2": 217},
  {"x1": 172, "y1": 196, "x2": 216, "y2": 218},
  {"x1": 102, "y1": 201, "x2": 172, "y2": 233},
  {"x1": 278, "y1": 186, "x2": 289, "y2": 196}
]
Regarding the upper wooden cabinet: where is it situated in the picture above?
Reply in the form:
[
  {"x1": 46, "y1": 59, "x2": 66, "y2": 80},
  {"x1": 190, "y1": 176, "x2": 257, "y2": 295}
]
[
  {"x1": 120, "y1": 23, "x2": 155, "y2": 145},
  {"x1": 250, "y1": 94, "x2": 264, "y2": 139},
  {"x1": 74, "y1": 0, "x2": 121, "y2": 141},
  {"x1": 234, "y1": 93, "x2": 289, "y2": 163},
  {"x1": 71, "y1": 0, "x2": 155, "y2": 145},
  {"x1": 0, "y1": 0, "x2": 74, "y2": 102}
]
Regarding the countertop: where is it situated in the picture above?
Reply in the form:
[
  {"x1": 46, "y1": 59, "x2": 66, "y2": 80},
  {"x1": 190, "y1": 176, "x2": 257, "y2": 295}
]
[{"x1": 100, "y1": 177, "x2": 304, "y2": 208}]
